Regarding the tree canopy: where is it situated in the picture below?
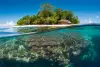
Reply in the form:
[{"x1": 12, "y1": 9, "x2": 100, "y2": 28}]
[{"x1": 17, "y1": 3, "x2": 80, "y2": 25}]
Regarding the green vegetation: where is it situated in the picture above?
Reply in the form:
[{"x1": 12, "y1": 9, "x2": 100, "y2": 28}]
[{"x1": 17, "y1": 3, "x2": 79, "y2": 25}]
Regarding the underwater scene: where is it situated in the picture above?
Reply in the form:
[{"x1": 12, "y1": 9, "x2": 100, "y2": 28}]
[{"x1": 0, "y1": 24, "x2": 100, "y2": 67}]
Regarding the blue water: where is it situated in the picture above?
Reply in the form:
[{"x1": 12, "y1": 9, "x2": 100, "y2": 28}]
[
  {"x1": 0, "y1": 27, "x2": 20, "y2": 37},
  {"x1": 0, "y1": 24, "x2": 100, "y2": 67}
]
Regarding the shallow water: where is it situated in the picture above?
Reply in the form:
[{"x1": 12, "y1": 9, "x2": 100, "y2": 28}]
[
  {"x1": 0, "y1": 27, "x2": 37, "y2": 37},
  {"x1": 0, "y1": 27, "x2": 19, "y2": 37},
  {"x1": 0, "y1": 24, "x2": 100, "y2": 67}
]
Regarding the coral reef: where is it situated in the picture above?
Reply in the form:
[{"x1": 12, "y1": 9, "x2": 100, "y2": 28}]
[{"x1": 0, "y1": 32, "x2": 92, "y2": 67}]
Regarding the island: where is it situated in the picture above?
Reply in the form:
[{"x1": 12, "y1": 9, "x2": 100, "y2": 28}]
[{"x1": 17, "y1": 3, "x2": 79, "y2": 25}]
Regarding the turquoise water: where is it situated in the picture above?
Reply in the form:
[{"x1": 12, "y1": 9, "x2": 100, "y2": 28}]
[
  {"x1": 0, "y1": 27, "x2": 37, "y2": 37},
  {"x1": 0, "y1": 27, "x2": 19, "y2": 37},
  {"x1": 0, "y1": 24, "x2": 100, "y2": 67}
]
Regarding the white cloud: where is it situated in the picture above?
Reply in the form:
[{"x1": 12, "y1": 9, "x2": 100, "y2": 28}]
[
  {"x1": 89, "y1": 20, "x2": 92, "y2": 23},
  {"x1": 89, "y1": 18, "x2": 92, "y2": 23},
  {"x1": 96, "y1": 16, "x2": 100, "y2": 19},
  {"x1": 84, "y1": 20, "x2": 88, "y2": 22},
  {"x1": 6, "y1": 20, "x2": 15, "y2": 26},
  {"x1": 83, "y1": 18, "x2": 93, "y2": 24}
]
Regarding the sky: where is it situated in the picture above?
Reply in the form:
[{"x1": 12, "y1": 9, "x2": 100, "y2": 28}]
[{"x1": 0, "y1": 0, "x2": 100, "y2": 25}]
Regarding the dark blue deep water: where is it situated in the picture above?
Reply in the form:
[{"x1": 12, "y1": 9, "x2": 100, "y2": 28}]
[{"x1": 0, "y1": 24, "x2": 100, "y2": 67}]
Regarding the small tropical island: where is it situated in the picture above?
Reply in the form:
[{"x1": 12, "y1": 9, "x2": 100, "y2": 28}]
[{"x1": 17, "y1": 3, "x2": 79, "y2": 25}]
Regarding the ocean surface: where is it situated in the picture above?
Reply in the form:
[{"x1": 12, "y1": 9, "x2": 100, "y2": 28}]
[{"x1": 0, "y1": 27, "x2": 19, "y2": 37}]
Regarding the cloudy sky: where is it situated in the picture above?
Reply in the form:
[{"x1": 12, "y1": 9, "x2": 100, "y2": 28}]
[{"x1": 0, "y1": 0, "x2": 100, "y2": 24}]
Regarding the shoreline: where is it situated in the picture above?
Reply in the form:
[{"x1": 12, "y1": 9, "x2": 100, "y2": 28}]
[
  {"x1": 13, "y1": 23, "x2": 100, "y2": 28},
  {"x1": 13, "y1": 24, "x2": 78, "y2": 28}
]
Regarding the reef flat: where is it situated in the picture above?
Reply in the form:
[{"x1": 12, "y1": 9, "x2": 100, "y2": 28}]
[{"x1": 0, "y1": 32, "x2": 96, "y2": 67}]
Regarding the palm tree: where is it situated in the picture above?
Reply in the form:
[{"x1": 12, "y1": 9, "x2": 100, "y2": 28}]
[{"x1": 17, "y1": 15, "x2": 31, "y2": 25}]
